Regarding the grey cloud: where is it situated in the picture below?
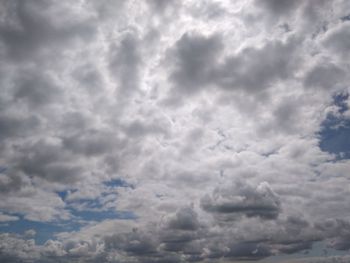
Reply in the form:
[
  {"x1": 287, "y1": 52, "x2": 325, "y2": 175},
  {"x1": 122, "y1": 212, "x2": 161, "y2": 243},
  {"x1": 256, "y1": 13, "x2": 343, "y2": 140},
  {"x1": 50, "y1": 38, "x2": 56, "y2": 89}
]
[
  {"x1": 0, "y1": 0, "x2": 350, "y2": 262},
  {"x1": 62, "y1": 130, "x2": 119, "y2": 157},
  {"x1": 156, "y1": 208, "x2": 203, "y2": 256},
  {"x1": 0, "y1": 233, "x2": 39, "y2": 262},
  {"x1": 105, "y1": 229, "x2": 158, "y2": 256},
  {"x1": 288, "y1": 256, "x2": 350, "y2": 263},
  {"x1": 42, "y1": 240, "x2": 66, "y2": 257},
  {"x1": 122, "y1": 119, "x2": 167, "y2": 138},
  {"x1": 72, "y1": 64, "x2": 103, "y2": 94},
  {"x1": 273, "y1": 240, "x2": 313, "y2": 254},
  {"x1": 255, "y1": 0, "x2": 302, "y2": 16},
  {"x1": 102, "y1": 209, "x2": 202, "y2": 261},
  {"x1": 341, "y1": 14, "x2": 350, "y2": 22},
  {"x1": 323, "y1": 23, "x2": 350, "y2": 58},
  {"x1": 160, "y1": 232, "x2": 197, "y2": 250},
  {"x1": 315, "y1": 219, "x2": 350, "y2": 250},
  {"x1": 88, "y1": 0, "x2": 127, "y2": 21},
  {"x1": 0, "y1": 0, "x2": 95, "y2": 61},
  {"x1": 168, "y1": 33, "x2": 223, "y2": 96},
  {"x1": 18, "y1": 139, "x2": 83, "y2": 184},
  {"x1": 13, "y1": 70, "x2": 63, "y2": 108},
  {"x1": 0, "y1": 114, "x2": 40, "y2": 141},
  {"x1": 225, "y1": 242, "x2": 272, "y2": 260},
  {"x1": 168, "y1": 33, "x2": 299, "y2": 99},
  {"x1": 166, "y1": 207, "x2": 199, "y2": 231},
  {"x1": 148, "y1": 0, "x2": 176, "y2": 13},
  {"x1": 304, "y1": 63, "x2": 346, "y2": 91},
  {"x1": 214, "y1": 37, "x2": 299, "y2": 94},
  {"x1": 258, "y1": 96, "x2": 307, "y2": 136},
  {"x1": 271, "y1": 99, "x2": 301, "y2": 134},
  {"x1": 201, "y1": 181, "x2": 281, "y2": 220},
  {"x1": 267, "y1": 216, "x2": 319, "y2": 254},
  {"x1": 109, "y1": 32, "x2": 142, "y2": 97},
  {"x1": 0, "y1": 171, "x2": 25, "y2": 194},
  {"x1": 58, "y1": 111, "x2": 96, "y2": 136},
  {"x1": 253, "y1": 0, "x2": 331, "y2": 35}
]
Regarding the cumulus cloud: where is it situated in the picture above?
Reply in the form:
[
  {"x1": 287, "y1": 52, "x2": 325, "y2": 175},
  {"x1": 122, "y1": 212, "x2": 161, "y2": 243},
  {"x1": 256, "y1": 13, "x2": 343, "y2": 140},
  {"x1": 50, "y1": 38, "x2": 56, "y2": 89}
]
[
  {"x1": 0, "y1": 0, "x2": 350, "y2": 262},
  {"x1": 201, "y1": 181, "x2": 281, "y2": 220}
]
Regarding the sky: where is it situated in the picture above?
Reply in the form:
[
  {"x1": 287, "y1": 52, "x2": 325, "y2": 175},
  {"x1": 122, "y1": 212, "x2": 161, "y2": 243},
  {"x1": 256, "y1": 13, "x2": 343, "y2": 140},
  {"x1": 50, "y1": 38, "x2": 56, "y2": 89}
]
[{"x1": 0, "y1": 0, "x2": 350, "y2": 262}]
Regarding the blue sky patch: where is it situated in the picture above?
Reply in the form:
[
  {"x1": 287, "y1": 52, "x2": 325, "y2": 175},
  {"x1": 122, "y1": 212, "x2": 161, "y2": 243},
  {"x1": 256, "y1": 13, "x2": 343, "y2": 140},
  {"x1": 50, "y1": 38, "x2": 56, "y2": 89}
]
[
  {"x1": 71, "y1": 210, "x2": 136, "y2": 222},
  {"x1": 319, "y1": 93, "x2": 350, "y2": 159},
  {"x1": 0, "y1": 209, "x2": 136, "y2": 245},
  {"x1": 0, "y1": 217, "x2": 66, "y2": 245},
  {"x1": 103, "y1": 178, "x2": 134, "y2": 189}
]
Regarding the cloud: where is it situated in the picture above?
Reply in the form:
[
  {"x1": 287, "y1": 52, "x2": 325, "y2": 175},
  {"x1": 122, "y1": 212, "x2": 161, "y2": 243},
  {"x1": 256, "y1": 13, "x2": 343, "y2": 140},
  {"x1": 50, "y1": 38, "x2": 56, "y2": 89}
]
[
  {"x1": 0, "y1": 0, "x2": 95, "y2": 62},
  {"x1": 13, "y1": 70, "x2": 63, "y2": 108},
  {"x1": 0, "y1": 0, "x2": 350, "y2": 262},
  {"x1": 166, "y1": 207, "x2": 199, "y2": 231},
  {"x1": 213, "y1": 37, "x2": 299, "y2": 94},
  {"x1": 168, "y1": 32, "x2": 223, "y2": 95},
  {"x1": 0, "y1": 233, "x2": 40, "y2": 262},
  {"x1": 323, "y1": 22, "x2": 350, "y2": 59},
  {"x1": 201, "y1": 181, "x2": 281, "y2": 220},
  {"x1": 109, "y1": 32, "x2": 142, "y2": 98},
  {"x1": 304, "y1": 62, "x2": 347, "y2": 91},
  {"x1": 167, "y1": 32, "x2": 300, "y2": 101},
  {"x1": 0, "y1": 212, "x2": 19, "y2": 222}
]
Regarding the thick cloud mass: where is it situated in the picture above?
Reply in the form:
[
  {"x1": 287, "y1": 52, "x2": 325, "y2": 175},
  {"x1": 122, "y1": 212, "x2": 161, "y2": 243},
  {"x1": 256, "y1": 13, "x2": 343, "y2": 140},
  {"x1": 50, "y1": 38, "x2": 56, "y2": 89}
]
[
  {"x1": 201, "y1": 181, "x2": 281, "y2": 220},
  {"x1": 1, "y1": 0, "x2": 350, "y2": 262}
]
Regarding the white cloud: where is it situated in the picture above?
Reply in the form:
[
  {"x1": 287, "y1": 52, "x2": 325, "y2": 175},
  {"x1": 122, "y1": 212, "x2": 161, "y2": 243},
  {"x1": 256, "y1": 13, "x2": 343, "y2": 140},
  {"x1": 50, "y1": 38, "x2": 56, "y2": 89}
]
[{"x1": 0, "y1": 0, "x2": 350, "y2": 262}]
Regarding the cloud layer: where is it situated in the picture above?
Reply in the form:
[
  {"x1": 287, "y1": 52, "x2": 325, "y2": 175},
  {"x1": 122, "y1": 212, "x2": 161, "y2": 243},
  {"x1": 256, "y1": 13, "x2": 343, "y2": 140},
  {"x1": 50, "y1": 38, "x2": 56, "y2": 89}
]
[{"x1": 0, "y1": 0, "x2": 350, "y2": 262}]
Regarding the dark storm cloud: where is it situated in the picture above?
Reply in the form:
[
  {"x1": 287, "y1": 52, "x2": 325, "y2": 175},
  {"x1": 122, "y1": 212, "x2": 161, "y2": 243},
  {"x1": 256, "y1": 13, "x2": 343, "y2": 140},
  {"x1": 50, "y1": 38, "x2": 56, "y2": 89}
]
[{"x1": 201, "y1": 181, "x2": 281, "y2": 220}]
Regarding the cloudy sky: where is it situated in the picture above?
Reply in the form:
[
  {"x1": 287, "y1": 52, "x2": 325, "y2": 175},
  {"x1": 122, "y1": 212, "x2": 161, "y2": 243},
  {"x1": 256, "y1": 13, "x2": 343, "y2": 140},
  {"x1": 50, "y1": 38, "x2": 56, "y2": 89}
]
[{"x1": 0, "y1": 0, "x2": 350, "y2": 262}]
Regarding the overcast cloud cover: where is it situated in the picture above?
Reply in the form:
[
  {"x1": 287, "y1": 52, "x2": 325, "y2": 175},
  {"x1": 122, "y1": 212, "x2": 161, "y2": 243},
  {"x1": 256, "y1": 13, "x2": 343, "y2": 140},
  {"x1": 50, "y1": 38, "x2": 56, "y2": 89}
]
[{"x1": 0, "y1": 0, "x2": 350, "y2": 262}]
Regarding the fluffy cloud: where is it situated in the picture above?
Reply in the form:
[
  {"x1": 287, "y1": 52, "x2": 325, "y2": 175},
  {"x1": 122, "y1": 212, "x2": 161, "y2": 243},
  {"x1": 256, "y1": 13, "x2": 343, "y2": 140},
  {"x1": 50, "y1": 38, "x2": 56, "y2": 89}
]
[
  {"x1": 0, "y1": 0, "x2": 350, "y2": 262},
  {"x1": 201, "y1": 181, "x2": 281, "y2": 220}
]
